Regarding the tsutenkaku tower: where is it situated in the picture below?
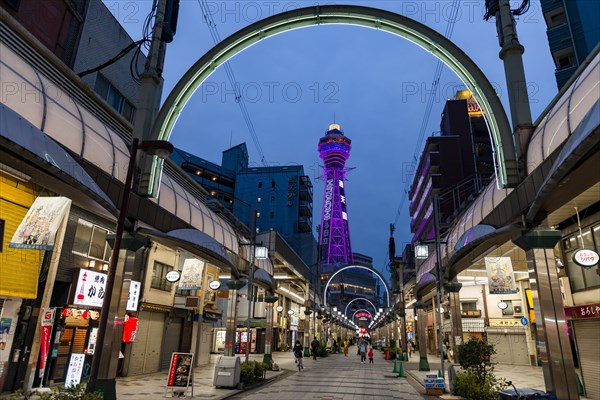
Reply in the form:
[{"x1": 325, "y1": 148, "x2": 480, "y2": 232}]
[{"x1": 318, "y1": 123, "x2": 353, "y2": 268}]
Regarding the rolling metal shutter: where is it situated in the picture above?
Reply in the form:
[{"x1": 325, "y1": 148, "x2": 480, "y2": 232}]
[
  {"x1": 574, "y1": 319, "x2": 600, "y2": 399},
  {"x1": 128, "y1": 311, "x2": 165, "y2": 375},
  {"x1": 487, "y1": 331, "x2": 530, "y2": 365},
  {"x1": 160, "y1": 317, "x2": 182, "y2": 371}
]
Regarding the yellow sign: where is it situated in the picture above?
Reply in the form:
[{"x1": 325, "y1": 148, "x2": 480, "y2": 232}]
[{"x1": 488, "y1": 318, "x2": 522, "y2": 327}]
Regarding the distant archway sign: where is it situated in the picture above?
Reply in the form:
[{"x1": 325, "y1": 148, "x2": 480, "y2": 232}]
[
  {"x1": 344, "y1": 297, "x2": 377, "y2": 317},
  {"x1": 148, "y1": 5, "x2": 518, "y2": 197},
  {"x1": 323, "y1": 265, "x2": 391, "y2": 308}
]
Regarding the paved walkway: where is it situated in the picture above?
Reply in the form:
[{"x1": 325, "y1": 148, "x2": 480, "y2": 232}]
[{"x1": 229, "y1": 347, "x2": 424, "y2": 400}]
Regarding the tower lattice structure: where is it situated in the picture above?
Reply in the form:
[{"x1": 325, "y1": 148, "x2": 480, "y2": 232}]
[{"x1": 318, "y1": 124, "x2": 354, "y2": 272}]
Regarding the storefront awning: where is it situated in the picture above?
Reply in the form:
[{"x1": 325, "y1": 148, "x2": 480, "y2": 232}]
[
  {"x1": 253, "y1": 268, "x2": 276, "y2": 292},
  {"x1": 0, "y1": 104, "x2": 115, "y2": 213},
  {"x1": 138, "y1": 228, "x2": 239, "y2": 277}
]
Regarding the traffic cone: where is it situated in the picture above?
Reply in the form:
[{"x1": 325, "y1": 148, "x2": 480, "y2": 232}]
[
  {"x1": 397, "y1": 361, "x2": 405, "y2": 378},
  {"x1": 576, "y1": 373, "x2": 584, "y2": 395},
  {"x1": 392, "y1": 359, "x2": 399, "y2": 373}
]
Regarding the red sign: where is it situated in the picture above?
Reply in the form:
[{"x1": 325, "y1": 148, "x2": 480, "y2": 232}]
[
  {"x1": 122, "y1": 316, "x2": 139, "y2": 343},
  {"x1": 355, "y1": 312, "x2": 371, "y2": 319},
  {"x1": 39, "y1": 308, "x2": 55, "y2": 379},
  {"x1": 564, "y1": 303, "x2": 600, "y2": 320}
]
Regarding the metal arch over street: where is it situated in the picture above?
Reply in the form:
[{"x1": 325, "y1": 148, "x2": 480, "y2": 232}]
[
  {"x1": 148, "y1": 5, "x2": 519, "y2": 196},
  {"x1": 344, "y1": 297, "x2": 377, "y2": 317},
  {"x1": 323, "y1": 264, "x2": 391, "y2": 308}
]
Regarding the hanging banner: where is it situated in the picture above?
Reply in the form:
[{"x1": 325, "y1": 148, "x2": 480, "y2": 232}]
[
  {"x1": 179, "y1": 259, "x2": 204, "y2": 290},
  {"x1": 39, "y1": 308, "x2": 56, "y2": 380},
  {"x1": 9, "y1": 197, "x2": 71, "y2": 250},
  {"x1": 485, "y1": 256, "x2": 517, "y2": 294}
]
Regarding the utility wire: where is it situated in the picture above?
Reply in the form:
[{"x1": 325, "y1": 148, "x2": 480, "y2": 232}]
[
  {"x1": 197, "y1": 0, "x2": 268, "y2": 166},
  {"x1": 387, "y1": 0, "x2": 461, "y2": 260}
]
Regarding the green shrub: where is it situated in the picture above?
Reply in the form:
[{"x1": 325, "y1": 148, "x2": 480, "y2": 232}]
[
  {"x1": 254, "y1": 361, "x2": 268, "y2": 379},
  {"x1": 453, "y1": 372, "x2": 505, "y2": 400},
  {"x1": 452, "y1": 339, "x2": 505, "y2": 400},
  {"x1": 240, "y1": 361, "x2": 257, "y2": 385},
  {"x1": 317, "y1": 344, "x2": 328, "y2": 357},
  {"x1": 8, "y1": 385, "x2": 103, "y2": 400}
]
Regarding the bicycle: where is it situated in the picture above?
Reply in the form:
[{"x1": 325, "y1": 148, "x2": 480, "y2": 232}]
[{"x1": 296, "y1": 355, "x2": 304, "y2": 371}]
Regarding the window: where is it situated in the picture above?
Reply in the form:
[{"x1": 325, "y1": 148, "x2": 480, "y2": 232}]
[
  {"x1": 72, "y1": 219, "x2": 113, "y2": 262},
  {"x1": 258, "y1": 181, "x2": 262, "y2": 188},
  {"x1": 94, "y1": 75, "x2": 136, "y2": 123},
  {"x1": 271, "y1": 196, "x2": 275, "y2": 203},
  {"x1": 461, "y1": 302, "x2": 477, "y2": 312},
  {"x1": 544, "y1": 7, "x2": 566, "y2": 28},
  {"x1": 563, "y1": 223, "x2": 600, "y2": 292},
  {"x1": 270, "y1": 211, "x2": 275, "y2": 219},
  {"x1": 151, "y1": 261, "x2": 174, "y2": 291},
  {"x1": 553, "y1": 48, "x2": 576, "y2": 70}
]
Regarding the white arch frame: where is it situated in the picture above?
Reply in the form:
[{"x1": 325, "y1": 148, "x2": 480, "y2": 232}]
[
  {"x1": 344, "y1": 297, "x2": 377, "y2": 317},
  {"x1": 323, "y1": 265, "x2": 390, "y2": 308},
  {"x1": 147, "y1": 5, "x2": 519, "y2": 197}
]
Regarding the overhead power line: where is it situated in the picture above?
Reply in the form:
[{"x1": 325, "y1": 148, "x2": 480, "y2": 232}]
[{"x1": 197, "y1": 0, "x2": 268, "y2": 166}]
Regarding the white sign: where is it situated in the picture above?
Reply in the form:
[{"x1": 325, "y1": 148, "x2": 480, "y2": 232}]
[
  {"x1": 166, "y1": 270, "x2": 181, "y2": 282},
  {"x1": 87, "y1": 328, "x2": 98, "y2": 355},
  {"x1": 72, "y1": 269, "x2": 107, "y2": 308},
  {"x1": 9, "y1": 197, "x2": 71, "y2": 250},
  {"x1": 209, "y1": 280, "x2": 221, "y2": 290},
  {"x1": 276, "y1": 306, "x2": 283, "y2": 312},
  {"x1": 485, "y1": 257, "x2": 517, "y2": 294},
  {"x1": 179, "y1": 259, "x2": 204, "y2": 290},
  {"x1": 573, "y1": 249, "x2": 600, "y2": 268},
  {"x1": 126, "y1": 280, "x2": 141, "y2": 311},
  {"x1": 65, "y1": 353, "x2": 85, "y2": 388}
]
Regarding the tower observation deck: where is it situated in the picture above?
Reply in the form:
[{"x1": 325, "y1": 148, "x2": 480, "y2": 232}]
[{"x1": 318, "y1": 124, "x2": 354, "y2": 270}]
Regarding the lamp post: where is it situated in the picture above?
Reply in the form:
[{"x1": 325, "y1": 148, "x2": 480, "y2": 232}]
[
  {"x1": 433, "y1": 194, "x2": 446, "y2": 380},
  {"x1": 86, "y1": 138, "x2": 173, "y2": 396}
]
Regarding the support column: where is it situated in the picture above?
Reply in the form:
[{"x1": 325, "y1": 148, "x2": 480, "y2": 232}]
[
  {"x1": 263, "y1": 294, "x2": 277, "y2": 364},
  {"x1": 415, "y1": 302, "x2": 430, "y2": 371},
  {"x1": 513, "y1": 228, "x2": 579, "y2": 399},
  {"x1": 224, "y1": 280, "x2": 245, "y2": 357},
  {"x1": 445, "y1": 282, "x2": 463, "y2": 364}
]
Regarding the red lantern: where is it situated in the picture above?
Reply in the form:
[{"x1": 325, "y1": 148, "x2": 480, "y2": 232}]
[
  {"x1": 82, "y1": 310, "x2": 89, "y2": 319},
  {"x1": 62, "y1": 308, "x2": 70, "y2": 317}
]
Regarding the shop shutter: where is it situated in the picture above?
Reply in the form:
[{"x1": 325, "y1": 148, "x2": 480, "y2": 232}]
[
  {"x1": 488, "y1": 331, "x2": 529, "y2": 365},
  {"x1": 574, "y1": 319, "x2": 600, "y2": 399},
  {"x1": 160, "y1": 317, "x2": 182, "y2": 371},
  {"x1": 128, "y1": 311, "x2": 164, "y2": 375}
]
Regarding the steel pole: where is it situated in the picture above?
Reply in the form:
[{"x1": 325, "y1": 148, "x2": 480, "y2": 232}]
[
  {"x1": 433, "y1": 195, "x2": 445, "y2": 380},
  {"x1": 244, "y1": 210, "x2": 257, "y2": 364}
]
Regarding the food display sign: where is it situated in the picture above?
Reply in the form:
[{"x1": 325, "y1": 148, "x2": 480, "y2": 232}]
[
  {"x1": 572, "y1": 249, "x2": 599, "y2": 268},
  {"x1": 65, "y1": 353, "x2": 85, "y2": 388},
  {"x1": 167, "y1": 353, "x2": 193, "y2": 388}
]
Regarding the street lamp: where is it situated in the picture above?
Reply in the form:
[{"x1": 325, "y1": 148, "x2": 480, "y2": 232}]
[{"x1": 87, "y1": 138, "x2": 173, "y2": 395}]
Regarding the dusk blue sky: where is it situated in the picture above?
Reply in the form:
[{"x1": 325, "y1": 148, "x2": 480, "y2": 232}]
[{"x1": 108, "y1": 0, "x2": 557, "y2": 279}]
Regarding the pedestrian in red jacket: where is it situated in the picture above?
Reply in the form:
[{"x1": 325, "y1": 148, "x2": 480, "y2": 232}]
[{"x1": 368, "y1": 347, "x2": 374, "y2": 364}]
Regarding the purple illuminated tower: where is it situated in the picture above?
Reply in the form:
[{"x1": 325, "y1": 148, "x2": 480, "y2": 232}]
[{"x1": 318, "y1": 123, "x2": 354, "y2": 271}]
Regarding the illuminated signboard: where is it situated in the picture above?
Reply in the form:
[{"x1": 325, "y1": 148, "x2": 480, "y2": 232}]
[
  {"x1": 71, "y1": 269, "x2": 107, "y2": 308},
  {"x1": 355, "y1": 311, "x2": 371, "y2": 319}
]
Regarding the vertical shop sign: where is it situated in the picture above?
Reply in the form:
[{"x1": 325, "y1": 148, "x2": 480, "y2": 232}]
[
  {"x1": 485, "y1": 256, "x2": 517, "y2": 294},
  {"x1": 65, "y1": 353, "x2": 85, "y2": 388},
  {"x1": 38, "y1": 308, "x2": 56, "y2": 380},
  {"x1": 71, "y1": 269, "x2": 107, "y2": 307},
  {"x1": 126, "y1": 280, "x2": 141, "y2": 311}
]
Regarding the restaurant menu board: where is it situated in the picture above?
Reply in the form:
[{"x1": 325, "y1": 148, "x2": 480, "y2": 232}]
[
  {"x1": 167, "y1": 353, "x2": 193, "y2": 387},
  {"x1": 65, "y1": 353, "x2": 85, "y2": 388}
]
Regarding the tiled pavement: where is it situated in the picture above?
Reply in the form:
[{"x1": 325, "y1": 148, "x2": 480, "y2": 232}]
[
  {"x1": 229, "y1": 349, "x2": 425, "y2": 400},
  {"x1": 115, "y1": 347, "x2": 565, "y2": 399}
]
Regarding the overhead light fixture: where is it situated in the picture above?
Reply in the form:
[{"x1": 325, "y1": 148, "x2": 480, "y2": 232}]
[{"x1": 88, "y1": 260, "x2": 96, "y2": 268}]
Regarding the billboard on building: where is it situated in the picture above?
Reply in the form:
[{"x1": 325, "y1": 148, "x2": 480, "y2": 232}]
[
  {"x1": 485, "y1": 256, "x2": 517, "y2": 294},
  {"x1": 179, "y1": 258, "x2": 204, "y2": 290},
  {"x1": 9, "y1": 196, "x2": 71, "y2": 250}
]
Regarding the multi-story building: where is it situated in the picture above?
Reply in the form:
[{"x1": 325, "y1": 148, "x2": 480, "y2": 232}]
[
  {"x1": 171, "y1": 144, "x2": 316, "y2": 266},
  {"x1": 409, "y1": 91, "x2": 493, "y2": 244},
  {"x1": 541, "y1": 0, "x2": 600, "y2": 89}
]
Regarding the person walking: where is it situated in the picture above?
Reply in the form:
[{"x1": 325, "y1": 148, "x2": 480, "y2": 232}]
[
  {"x1": 311, "y1": 336, "x2": 319, "y2": 360},
  {"x1": 359, "y1": 339, "x2": 367, "y2": 364},
  {"x1": 343, "y1": 339, "x2": 349, "y2": 356},
  {"x1": 293, "y1": 340, "x2": 304, "y2": 371},
  {"x1": 368, "y1": 347, "x2": 374, "y2": 364}
]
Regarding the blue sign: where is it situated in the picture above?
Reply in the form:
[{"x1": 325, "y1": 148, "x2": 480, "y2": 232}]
[{"x1": 520, "y1": 317, "x2": 528, "y2": 326}]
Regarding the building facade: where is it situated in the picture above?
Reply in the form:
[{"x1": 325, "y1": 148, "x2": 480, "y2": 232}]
[{"x1": 541, "y1": 0, "x2": 600, "y2": 89}]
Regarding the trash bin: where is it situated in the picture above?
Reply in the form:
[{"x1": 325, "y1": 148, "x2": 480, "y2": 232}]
[
  {"x1": 213, "y1": 356, "x2": 241, "y2": 388},
  {"x1": 499, "y1": 388, "x2": 551, "y2": 399}
]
